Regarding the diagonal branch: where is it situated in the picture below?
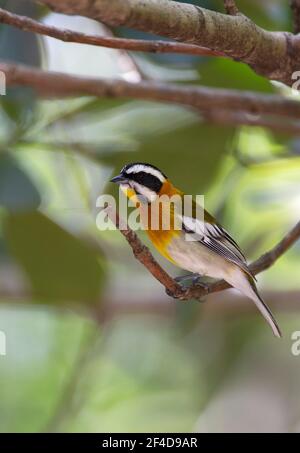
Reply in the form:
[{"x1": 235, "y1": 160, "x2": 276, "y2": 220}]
[
  {"x1": 2, "y1": 61, "x2": 300, "y2": 126},
  {"x1": 110, "y1": 209, "x2": 300, "y2": 302},
  {"x1": 0, "y1": 7, "x2": 223, "y2": 58},
  {"x1": 106, "y1": 209, "x2": 184, "y2": 298},
  {"x1": 36, "y1": 0, "x2": 300, "y2": 87}
]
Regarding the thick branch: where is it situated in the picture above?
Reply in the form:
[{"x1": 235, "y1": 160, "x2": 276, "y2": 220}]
[
  {"x1": 2, "y1": 61, "x2": 300, "y2": 125},
  {"x1": 0, "y1": 7, "x2": 222, "y2": 58},
  {"x1": 201, "y1": 110, "x2": 300, "y2": 136},
  {"x1": 110, "y1": 204, "x2": 300, "y2": 302},
  {"x1": 291, "y1": 0, "x2": 300, "y2": 34},
  {"x1": 36, "y1": 0, "x2": 300, "y2": 86}
]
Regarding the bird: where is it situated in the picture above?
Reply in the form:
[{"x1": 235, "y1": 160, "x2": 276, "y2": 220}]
[{"x1": 111, "y1": 162, "x2": 281, "y2": 338}]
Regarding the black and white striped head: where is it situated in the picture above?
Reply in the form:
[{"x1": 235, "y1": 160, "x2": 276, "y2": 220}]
[{"x1": 111, "y1": 162, "x2": 167, "y2": 203}]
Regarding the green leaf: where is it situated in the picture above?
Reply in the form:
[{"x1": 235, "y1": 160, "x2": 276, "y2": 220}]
[
  {"x1": 100, "y1": 113, "x2": 234, "y2": 194},
  {"x1": 0, "y1": 1, "x2": 41, "y2": 130},
  {"x1": 198, "y1": 58, "x2": 274, "y2": 93},
  {"x1": 29, "y1": 102, "x2": 234, "y2": 194},
  {"x1": 136, "y1": 122, "x2": 234, "y2": 194},
  {"x1": 0, "y1": 1, "x2": 41, "y2": 67},
  {"x1": 0, "y1": 87, "x2": 37, "y2": 130},
  {"x1": 0, "y1": 154, "x2": 41, "y2": 211},
  {"x1": 3, "y1": 211, "x2": 106, "y2": 304},
  {"x1": 230, "y1": 0, "x2": 290, "y2": 31}
]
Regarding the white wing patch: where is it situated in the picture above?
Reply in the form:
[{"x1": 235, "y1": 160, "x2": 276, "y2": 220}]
[
  {"x1": 180, "y1": 215, "x2": 253, "y2": 277},
  {"x1": 179, "y1": 216, "x2": 206, "y2": 236}
]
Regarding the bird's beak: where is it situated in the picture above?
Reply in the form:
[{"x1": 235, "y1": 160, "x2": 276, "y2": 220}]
[{"x1": 110, "y1": 174, "x2": 128, "y2": 184}]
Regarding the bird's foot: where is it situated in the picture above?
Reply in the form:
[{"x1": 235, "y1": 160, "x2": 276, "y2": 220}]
[
  {"x1": 175, "y1": 273, "x2": 208, "y2": 288},
  {"x1": 174, "y1": 273, "x2": 209, "y2": 301},
  {"x1": 175, "y1": 273, "x2": 200, "y2": 285},
  {"x1": 192, "y1": 278, "x2": 209, "y2": 293},
  {"x1": 166, "y1": 274, "x2": 209, "y2": 301}
]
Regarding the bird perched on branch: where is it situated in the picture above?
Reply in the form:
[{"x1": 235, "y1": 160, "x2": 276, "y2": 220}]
[{"x1": 111, "y1": 162, "x2": 281, "y2": 338}]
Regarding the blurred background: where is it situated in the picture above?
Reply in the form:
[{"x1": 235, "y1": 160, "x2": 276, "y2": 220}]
[{"x1": 0, "y1": 0, "x2": 300, "y2": 433}]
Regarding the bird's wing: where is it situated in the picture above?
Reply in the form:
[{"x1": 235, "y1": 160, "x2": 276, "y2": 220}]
[{"x1": 179, "y1": 212, "x2": 254, "y2": 278}]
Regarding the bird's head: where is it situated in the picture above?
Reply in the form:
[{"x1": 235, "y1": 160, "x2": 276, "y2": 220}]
[{"x1": 110, "y1": 162, "x2": 168, "y2": 203}]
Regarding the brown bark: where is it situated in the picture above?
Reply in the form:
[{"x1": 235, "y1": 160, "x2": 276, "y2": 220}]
[
  {"x1": 36, "y1": 0, "x2": 300, "y2": 87},
  {"x1": 0, "y1": 7, "x2": 222, "y2": 57},
  {"x1": 2, "y1": 61, "x2": 300, "y2": 122}
]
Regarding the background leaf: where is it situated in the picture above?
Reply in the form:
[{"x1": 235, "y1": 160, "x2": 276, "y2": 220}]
[
  {"x1": 3, "y1": 211, "x2": 106, "y2": 304},
  {"x1": 0, "y1": 154, "x2": 41, "y2": 211}
]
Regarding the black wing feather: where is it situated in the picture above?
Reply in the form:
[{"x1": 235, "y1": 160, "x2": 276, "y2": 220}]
[{"x1": 182, "y1": 216, "x2": 254, "y2": 279}]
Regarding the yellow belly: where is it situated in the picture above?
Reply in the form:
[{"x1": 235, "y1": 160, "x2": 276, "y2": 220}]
[
  {"x1": 127, "y1": 181, "x2": 183, "y2": 265},
  {"x1": 146, "y1": 228, "x2": 179, "y2": 264}
]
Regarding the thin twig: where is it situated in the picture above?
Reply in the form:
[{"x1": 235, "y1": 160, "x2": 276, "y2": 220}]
[
  {"x1": 110, "y1": 208, "x2": 300, "y2": 302},
  {"x1": 224, "y1": 0, "x2": 239, "y2": 15},
  {"x1": 2, "y1": 61, "x2": 300, "y2": 124},
  {"x1": 106, "y1": 208, "x2": 183, "y2": 298},
  {"x1": 0, "y1": 7, "x2": 223, "y2": 58}
]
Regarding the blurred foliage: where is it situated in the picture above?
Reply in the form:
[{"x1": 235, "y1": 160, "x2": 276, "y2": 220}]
[
  {"x1": 3, "y1": 211, "x2": 106, "y2": 304},
  {"x1": 0, "y1": 0, "x2": 299, "y2": 434},
  {"x1": 198, "y1": 58, "x2": 274, "y2": 92},
  {"x1": 0, "y1": 1, "x2": 41, "y2": 67},
  {"x1": 0, "y1": 154, "x2": 41, "y2": 211}
]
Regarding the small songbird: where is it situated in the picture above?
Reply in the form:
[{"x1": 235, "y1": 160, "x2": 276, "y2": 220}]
[{"x1": 111, "y1": 162, "x2": 281, "y2": 338}]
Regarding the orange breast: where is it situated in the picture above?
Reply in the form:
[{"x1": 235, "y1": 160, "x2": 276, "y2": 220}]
[{"x1": 141, "y1": 181, "x2": 182, "y2": 263}]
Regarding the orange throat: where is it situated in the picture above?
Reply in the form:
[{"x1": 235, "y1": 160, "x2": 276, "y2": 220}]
[{"x1": 140, "y1": 180, "x2": 182, "y2": 263}]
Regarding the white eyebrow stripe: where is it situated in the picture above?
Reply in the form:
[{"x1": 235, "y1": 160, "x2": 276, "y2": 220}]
[{"x1": 125, "y1": 164, "x2": 166, "y2": 183}]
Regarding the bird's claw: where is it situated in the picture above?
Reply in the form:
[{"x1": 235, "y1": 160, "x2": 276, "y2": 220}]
[
  {"x1": 166, "y1": 288, "x2": 177, "y2": 298},
  {"x1": 192, "y1": 280, "x2": 209, "y2": 292},
  {"x1": 169, "y1": 274, "x2": 209, "y2": 303},
  {"x1": 175, "y1": 273, "x2": 208, "y2": 290}
]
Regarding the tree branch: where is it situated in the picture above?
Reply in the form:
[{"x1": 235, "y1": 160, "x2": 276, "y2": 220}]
[
  {"x1": 106, "y1": 209, "x2": 184, "y2": 298},
  {"x1": 201, "y1": 109, "x2": 300, "y2": 136},
  {"x1": 110, "y1": 211, "x2": 300, "y2": 302},
  {"x1": 0, "y1": 7, "x2": 223, "y2": 58},
  {"x1": 2, "y1": 61, "x2": 300, "y2": 127},
  {"x1": 36, "y1": 0, "x2": 300, "y2": 87},
  {"x1": 291, "y1": 0, "x2": 300, "y2": 34}
]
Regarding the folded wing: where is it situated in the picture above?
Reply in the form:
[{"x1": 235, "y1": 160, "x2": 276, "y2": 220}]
[{"x1": 180, "y1": 214, "x2": 254, "y2": 278}]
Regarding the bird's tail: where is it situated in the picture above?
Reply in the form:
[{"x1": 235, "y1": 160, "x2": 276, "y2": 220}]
[{"x1": 226, "y1": 270, "x2": 282, "y2": 338}]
